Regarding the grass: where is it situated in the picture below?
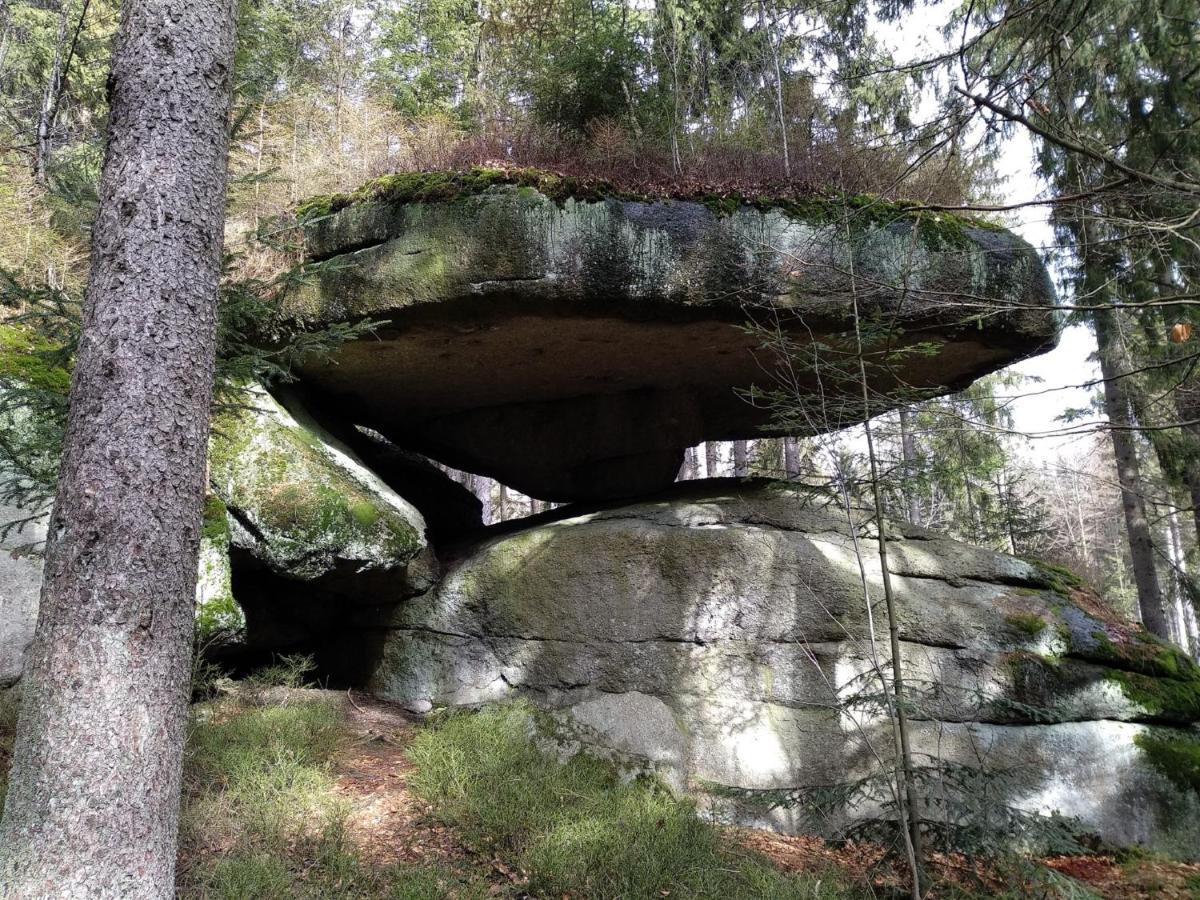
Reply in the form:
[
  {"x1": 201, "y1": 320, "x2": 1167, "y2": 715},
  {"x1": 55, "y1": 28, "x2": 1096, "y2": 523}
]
[
  {"x1": 405, "y1": 700, "x2": 856, "y2": 899},
  {"x1": 179, "y1": 676, "x2": 485, "y2": 899}
]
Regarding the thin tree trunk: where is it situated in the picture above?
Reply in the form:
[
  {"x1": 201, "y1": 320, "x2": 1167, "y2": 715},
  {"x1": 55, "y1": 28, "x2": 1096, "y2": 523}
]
[
  {"x1": 33, "y1": 2, "x2": 68, "y2": 185},
  {"x1": 0, "y1": 1, "x2": 236, "y2": 895},
  {"x1": 33, "y1": 0, "x2": 92, "y2": 185},
  {"x1": 845, "y1": 213, "x2": 922, "y2": 898},
  {"x1": 704, "y1": 441, "x2": 719, "y2": 478},
  {"x1": 678, "y1": 446, "x2": 697, "y2": 480},
  {"x1": 783, "y1": 436, "x2": 800, "y2": 480},
  {"x1": 898, "y1": 407, "x2": 921, "y2": 526},
  {"x1": 1096, "y1": 312, "x2": 1169, "y2": 638},
  {"x1": 732, "y1": 440, "x2": 748, "y2": 477},
  {"x1": 475, "y1": 475, "x2": 493, "y2": 526},
  {"x1": 757, "y1": 0, "x2": 789, "y2": 178},
  {"x1": 1167, "y1": 504, "x2": 1190, "y2": 652}
]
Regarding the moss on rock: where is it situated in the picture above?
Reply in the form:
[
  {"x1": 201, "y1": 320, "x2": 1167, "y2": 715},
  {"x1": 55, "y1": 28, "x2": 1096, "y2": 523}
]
[
  {"x1": 208, "y1": 384, "x2": 426, "y2": 582},
  {"x1": 1006, "y1": 612, "x2": 1049, "y2": 637},
  {"x1": 1027, "y1": 559, "x2": 1086, "y2": 596},
  {"x1": 196, "y1": 495, "x2": 242, "y2": 641},
  {"x1": 0, "y1": 324, "x2": 70, "y2": 393},
  {"x1": 295, "y1": 165, "x2": 992, "y2": 252},
  {"x1": 1136, "y1": 730, "x2": 1200, "y2": 795},
  {"x1": 1107, "y1": 669, "x2": 1200, "y2": 723}
]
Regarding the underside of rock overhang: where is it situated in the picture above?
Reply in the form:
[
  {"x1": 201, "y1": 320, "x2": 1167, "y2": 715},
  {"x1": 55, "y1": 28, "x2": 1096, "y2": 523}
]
[{"x1": 288, "y1": 176, "x2": 1059, "y2": 501}]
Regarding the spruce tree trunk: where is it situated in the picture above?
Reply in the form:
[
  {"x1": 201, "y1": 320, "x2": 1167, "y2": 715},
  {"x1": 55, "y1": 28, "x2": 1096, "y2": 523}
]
[
  {"x1": 678, "y1": 446, "x2": 697, "y2": 480},
  {"x1": 1096, "y1": 313, "x2": 1169, "y2": 638},
  {"x1": 0, "y1": 1, "x2": 236, "y2": 895},
  {"x1": 783, "y1": 436, "x2": 800, "y2": 480},
  {"x1": 732, "y1": 440, "x2": 748, "y2": 477},
  {"x1": 704, "y1": 441, "x2": 719, "y2": 478}
]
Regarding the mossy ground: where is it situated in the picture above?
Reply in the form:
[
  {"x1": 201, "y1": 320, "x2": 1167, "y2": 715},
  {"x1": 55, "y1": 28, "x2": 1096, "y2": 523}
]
[
  {"x1": 179, "y1": 686, "x2": 488, "y2": 899},
  {"x1": 296, "y1": 166, "x2": 993, "y2": 251}
]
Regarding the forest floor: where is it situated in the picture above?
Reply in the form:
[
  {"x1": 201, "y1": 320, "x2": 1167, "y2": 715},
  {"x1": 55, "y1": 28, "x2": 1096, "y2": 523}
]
[
  {"x1": 172, "y1": 687, "x2": 1200, "y2": 899},
  {"x1": 3, "y1": 684, "x2": 1199, "y2": 898}
]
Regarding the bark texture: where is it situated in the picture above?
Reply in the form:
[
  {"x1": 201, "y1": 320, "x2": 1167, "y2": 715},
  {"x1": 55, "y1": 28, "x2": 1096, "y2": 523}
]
[{"x1": 0, "y1": 1, "x2": 236, "y2": 896}]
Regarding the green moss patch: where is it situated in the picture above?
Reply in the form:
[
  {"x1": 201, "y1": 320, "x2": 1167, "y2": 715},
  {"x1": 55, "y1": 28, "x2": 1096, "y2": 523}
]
[
  {"x1": 1006, "y1": 612, "x2": 1049, "y2": 637},
  {"x1": 1107, "y1": 670, "x2": 1200, "y2": 723},
  {"x1": 207, "y1": 388, "x2": 423, "y2": 578},
  {"x1": 1089, "y1": 629, "x2": 1200, "y2": 681},
  {"x1": 1135, "y1": 731, "x2": 1200, "y2": 795},
  {"x1": 0, "y1": 323, "x2": 70, "y2": 393},
  {"x1": 1027, "y1": 559, "x2": 1086, "y2": 596},
  {"x1": 202, "y1": 495, "x2": 231, "y2": 544},
  {"x1": 296, "y1": 166, "x2": 990, "y2": 250}
]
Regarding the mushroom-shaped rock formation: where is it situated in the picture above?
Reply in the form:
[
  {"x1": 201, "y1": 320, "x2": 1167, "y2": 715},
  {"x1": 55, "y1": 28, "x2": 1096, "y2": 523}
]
[
  {"x1": 289, "y1": 172, "x2": 1058, "y2": 502},
  {"x1": 362, "y1": 480, "x2": 1200, "y2": 850}
]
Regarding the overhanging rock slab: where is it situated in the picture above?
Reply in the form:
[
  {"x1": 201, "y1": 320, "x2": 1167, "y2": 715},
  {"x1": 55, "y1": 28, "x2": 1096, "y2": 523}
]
[{"x1": 289, "y1": 180, "x2": 1058, "y2": 501}]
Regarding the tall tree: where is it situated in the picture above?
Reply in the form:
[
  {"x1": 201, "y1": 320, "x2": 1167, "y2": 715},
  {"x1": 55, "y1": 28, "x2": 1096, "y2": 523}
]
[
  {"x1": 1095, "y1": 308, "x2": 1169, "y2": 636},
  {"x1": 732, "y1": 439, "x2": 749, "y2": 476},
  {"x1": 0, "y1": 0, "x2": 237, "y2": 894}
]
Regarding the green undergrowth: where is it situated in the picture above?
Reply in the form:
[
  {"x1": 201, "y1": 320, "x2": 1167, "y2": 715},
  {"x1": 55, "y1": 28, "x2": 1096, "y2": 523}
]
[
  {"x1": 296, "y1": 166, "x2": 993, "y2": 249},
  {"x1": 179, "y1": 684, "x2": 485, "y2": 899},
  {"x1": 405, "y1": 700, "x2": 856, "y2": 899}
]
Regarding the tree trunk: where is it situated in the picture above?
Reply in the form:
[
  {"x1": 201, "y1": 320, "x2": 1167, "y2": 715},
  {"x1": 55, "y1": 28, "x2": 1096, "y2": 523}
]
[
  {"x1": 0, "y1": 1, "x2": 236, "y2": 895},
  {"x1": 704, "y1": 441, "x2": 719, "y2": 479},
  {"x1": 33, "y1": 2, "x2": 68, "y2": 185},
  {"x1": 898, "y1": 407, "x2": 921, "y2": 526},
  {"x1": 1096, "y1": 313, "x2": 1169, "y2": 638},
  {"x1": 732, "y1": 440, "x2": 748, "y2": 477},
  {"x1": 783, "y1": 436, "x2": 800, "y2": 480},
  {"x1": 1173, "y1": 385, "x2": 1200, "y2": 543},
  {"x1": 678, "y1": 446, "x2": 697, "y2": 480},
  {"x1": 475, "y1": 475, "x2": 493, "y2": 526}
]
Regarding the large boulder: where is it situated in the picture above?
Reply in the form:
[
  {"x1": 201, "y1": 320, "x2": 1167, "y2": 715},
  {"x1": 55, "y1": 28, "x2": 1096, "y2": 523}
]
[
  {"x1": 208, "y1": 385, "x2": 434, "y2": 654},
  {"x1": 288, "y1": 172, "x2": 1057, "y2": 501},
  {"x1": 1, "y1": 384, "x2": 439, "y2": 682},
  {"x1": 365, "y1": 480, "x2": 1200, "y2": 851}
]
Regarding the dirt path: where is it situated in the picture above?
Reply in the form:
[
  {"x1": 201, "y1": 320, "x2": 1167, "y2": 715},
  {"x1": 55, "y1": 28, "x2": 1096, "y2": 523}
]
[{"x1": 331, "y1": 692, "x2": 476, "y2": 871}]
